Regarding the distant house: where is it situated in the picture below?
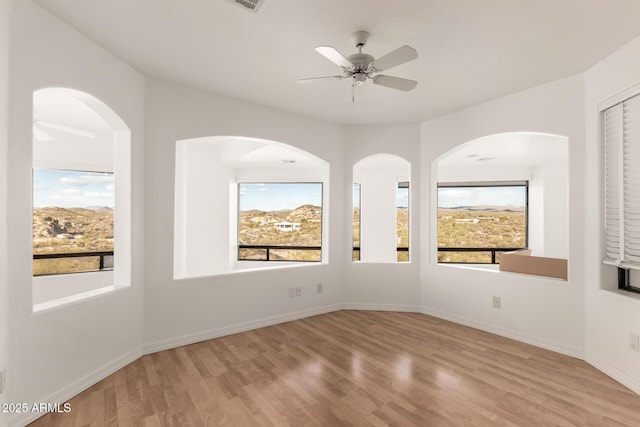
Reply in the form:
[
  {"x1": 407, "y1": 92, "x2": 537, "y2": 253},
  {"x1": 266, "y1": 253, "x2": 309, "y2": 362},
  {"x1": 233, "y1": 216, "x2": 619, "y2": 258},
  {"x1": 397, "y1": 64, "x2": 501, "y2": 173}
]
[
  {"x1": 456, "y1": 218, "x2": 479, "y2": 224},
  {"x1": 274, "y1": 221, "x2": 301, "y2": 231},
  {"x1": 56, "y1": 233, "x2": 75, "y2": 240}
]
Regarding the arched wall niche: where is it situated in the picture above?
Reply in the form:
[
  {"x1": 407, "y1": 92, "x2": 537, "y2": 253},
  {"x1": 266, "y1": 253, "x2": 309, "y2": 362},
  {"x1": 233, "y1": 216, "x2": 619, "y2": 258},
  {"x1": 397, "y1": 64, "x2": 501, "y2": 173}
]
[
  {"x1": 32, "y1": 87, "x2": 132, "y2": 310},
  {"x1": 433, "y1": 131, "x2": 569, "y2": 264},
  {"x1": 174, "y1": 135, "x2": 330, "y2": 279},
  {"x1": 353, "y1": 153, "x2": 411, "y2": 263}
]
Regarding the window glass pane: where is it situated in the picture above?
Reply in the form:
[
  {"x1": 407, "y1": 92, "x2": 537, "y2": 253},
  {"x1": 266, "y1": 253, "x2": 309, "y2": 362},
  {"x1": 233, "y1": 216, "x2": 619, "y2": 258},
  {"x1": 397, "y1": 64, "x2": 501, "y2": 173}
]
[
  {"x1": 437, "y1": 184, "x2": 527, "y2": 263},
  {"x1": 32, "y1": 169, "x2": 114, "y2": 275},
  {"x1": 238, "y1": 183, "x2": 322, "y2": 262},
  {"x1": 397, "y1": 182, "x2": 409, "y2": 262}
]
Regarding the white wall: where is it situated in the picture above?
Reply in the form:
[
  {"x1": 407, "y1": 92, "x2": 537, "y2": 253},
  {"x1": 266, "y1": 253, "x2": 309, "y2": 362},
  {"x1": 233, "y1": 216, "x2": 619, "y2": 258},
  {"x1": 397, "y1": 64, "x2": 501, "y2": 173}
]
[
  {"x1": 343, "y1": 124, "x2": 421, "y2": 310},
  {"x1": 144, "y1": 78, "x2": 345, "y2": 352},
  {"x1": 174, "y1": 141, "x2": 233, "y2": 278},
  {"x1": 0, "y1": 1, "x2": 10, "y2": 425},
  {"x1": 533, "y1": 160, "x2": 568, "y2": 258},
  {"x1": 7, "y1": 2, "x2": 145, "y2": 425},
  {"x1": 420, "y1": 75, "x2": 586, "y2": 357},
  {"x1": 584, "y1": 34, "x2": 640, "y2": 393}
]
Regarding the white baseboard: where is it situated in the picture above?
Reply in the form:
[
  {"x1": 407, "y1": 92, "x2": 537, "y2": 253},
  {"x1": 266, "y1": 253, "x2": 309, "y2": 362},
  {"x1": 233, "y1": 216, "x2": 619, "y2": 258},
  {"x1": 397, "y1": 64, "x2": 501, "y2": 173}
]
[
  {"x1": 341, "y1": 302, "x2": 421, "y2": 313},
  {"x1": 587, "y1": 354, "x2": 640, "y2": 395},
  {"x1": 419, "y1": 306, "x2": 584, "y2": 359},
  {"x1": 142, "y1": 304, "x2": 343, "y2": 355},
  {"x1": 9, "y1": 347, "x2": 142, "y2": 427}
]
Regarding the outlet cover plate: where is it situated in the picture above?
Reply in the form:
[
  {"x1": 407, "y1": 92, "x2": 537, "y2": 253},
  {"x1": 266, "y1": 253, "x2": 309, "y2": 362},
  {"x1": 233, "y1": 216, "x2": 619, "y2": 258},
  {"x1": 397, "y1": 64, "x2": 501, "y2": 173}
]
[{"x1": 492, "y1": 296, "x2": 501, "y2": 309}]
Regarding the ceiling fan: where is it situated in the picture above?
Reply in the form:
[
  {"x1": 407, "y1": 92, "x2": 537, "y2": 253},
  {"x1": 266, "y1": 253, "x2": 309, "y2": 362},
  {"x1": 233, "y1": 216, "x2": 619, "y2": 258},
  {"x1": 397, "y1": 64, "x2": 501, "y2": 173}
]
[{"x1": 298, "y1": 31, "x2": 418, "y2": 103}]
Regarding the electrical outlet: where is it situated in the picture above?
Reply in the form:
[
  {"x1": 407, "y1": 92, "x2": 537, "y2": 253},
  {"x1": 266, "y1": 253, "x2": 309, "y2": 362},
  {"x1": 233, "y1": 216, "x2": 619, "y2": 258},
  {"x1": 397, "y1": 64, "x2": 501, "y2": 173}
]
[
  {"x1": 630, "y1": 333, "x2": 639, "y2": 352},
  {"x1": 492, "y1": 296, "x2": 501, "y2": 309},
  {"x1": 295, "y1": 286, "x2": 302, "y2": 297},
  {"x1": 288, "y1": 287, "x2": 294, "y2": 298},
  {"x1": 316, "y1": 283, "x2": 323, "y2": 293}
]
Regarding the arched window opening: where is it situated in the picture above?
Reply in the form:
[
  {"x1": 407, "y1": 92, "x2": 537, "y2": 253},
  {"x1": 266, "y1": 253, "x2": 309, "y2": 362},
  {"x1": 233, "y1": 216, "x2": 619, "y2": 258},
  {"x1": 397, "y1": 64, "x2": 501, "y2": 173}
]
[
  {"x1": 435, "y1": 132, "x2": 568, "y2": 266},
  {"x1": 32, "y1": 88, "x2": 132, "y2": 310},
  {"x1": 174, "y1": 136, "x2": 329, "y2": 279},
  {"x1": 353, "y1": 154, "x2": 411, "y2": 263}
]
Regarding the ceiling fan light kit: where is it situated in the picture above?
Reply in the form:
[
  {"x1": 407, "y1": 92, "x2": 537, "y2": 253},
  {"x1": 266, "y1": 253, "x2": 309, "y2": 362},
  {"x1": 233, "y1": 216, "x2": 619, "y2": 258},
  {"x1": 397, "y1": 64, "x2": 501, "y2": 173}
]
[{"x1": 298, "y1": 31, "x2": 418, "y2": 103}]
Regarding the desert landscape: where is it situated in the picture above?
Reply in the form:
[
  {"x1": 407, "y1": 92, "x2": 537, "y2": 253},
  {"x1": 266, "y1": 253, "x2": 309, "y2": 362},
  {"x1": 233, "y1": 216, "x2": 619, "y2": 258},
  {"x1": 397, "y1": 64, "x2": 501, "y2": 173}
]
[
  {"x1": 238, "y1": 204, "x2": 322, "y2": 261},
  {"x1": 437, "y1": 205, "x2": 526, "y2": 263},
  {"x1": 32, "y1": 206, "x2": 114, "y2": 275}
]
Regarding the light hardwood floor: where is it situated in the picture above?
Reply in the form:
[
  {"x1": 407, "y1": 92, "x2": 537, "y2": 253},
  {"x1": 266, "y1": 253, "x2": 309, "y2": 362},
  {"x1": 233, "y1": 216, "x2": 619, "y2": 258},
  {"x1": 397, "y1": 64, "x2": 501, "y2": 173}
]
[{"x1": 30, "y1": 311, "x2": 640, "y2": 426}]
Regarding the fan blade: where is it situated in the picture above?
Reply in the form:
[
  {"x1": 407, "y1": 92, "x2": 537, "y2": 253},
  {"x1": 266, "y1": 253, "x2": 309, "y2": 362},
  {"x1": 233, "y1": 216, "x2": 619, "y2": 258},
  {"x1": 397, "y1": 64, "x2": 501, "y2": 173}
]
[
  {"x1": 297, "y1": 76, "x2": 345, "y2": 84},
  {"x1": 371, "y1": 45, "x2": 418, "y2": 72},
  {"x1": 315, "y1": 46, "x2": 354, "y2": 68},
  {"x1": 372, "y1": 75, "x2": 418, "y2": 92}
]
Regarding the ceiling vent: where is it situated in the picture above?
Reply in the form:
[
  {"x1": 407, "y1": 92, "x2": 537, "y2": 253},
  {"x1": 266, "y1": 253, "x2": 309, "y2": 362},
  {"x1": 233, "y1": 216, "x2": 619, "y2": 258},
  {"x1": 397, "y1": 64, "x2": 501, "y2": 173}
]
[{"x1": 226, "y1": 0, "x2": 265, "y2": 13}]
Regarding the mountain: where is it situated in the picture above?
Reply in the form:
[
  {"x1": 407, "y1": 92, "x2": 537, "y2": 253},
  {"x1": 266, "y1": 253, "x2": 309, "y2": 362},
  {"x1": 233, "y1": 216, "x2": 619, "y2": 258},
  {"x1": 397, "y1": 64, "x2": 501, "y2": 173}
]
[
  {"x1": 440, "y1": 205, "x2": 525, "y2": 212},
  {"x1": 33, "y1": 207, "x2": 114, "y2": 254}
]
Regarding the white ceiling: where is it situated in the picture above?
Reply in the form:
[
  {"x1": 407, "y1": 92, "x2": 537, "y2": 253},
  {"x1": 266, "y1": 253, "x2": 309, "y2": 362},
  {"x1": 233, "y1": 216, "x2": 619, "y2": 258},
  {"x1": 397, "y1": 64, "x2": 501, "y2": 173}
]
[
  {"x1": 33, "y1": 0, "x2": 640, "y2": 125},
  {"x1": 438, "y1": 132, "x2": 568, "y2": 168}
]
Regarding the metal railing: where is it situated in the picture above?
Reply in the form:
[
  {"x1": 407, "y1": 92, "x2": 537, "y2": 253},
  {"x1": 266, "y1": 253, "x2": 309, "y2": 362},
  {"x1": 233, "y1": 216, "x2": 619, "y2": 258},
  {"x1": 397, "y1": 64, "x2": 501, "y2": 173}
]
[
  {"x1": 352, "y1": 247, "x2": 409, "y2": 262},
  {"x1": 238, "y1": 245, "x2": 321, "y2": 262},
  {"x1": 437, "y1": 247, "x2": 524, "y2": 264},
  {"x1": 33, "y1": 251, "x2": 114, "y2": 273}
]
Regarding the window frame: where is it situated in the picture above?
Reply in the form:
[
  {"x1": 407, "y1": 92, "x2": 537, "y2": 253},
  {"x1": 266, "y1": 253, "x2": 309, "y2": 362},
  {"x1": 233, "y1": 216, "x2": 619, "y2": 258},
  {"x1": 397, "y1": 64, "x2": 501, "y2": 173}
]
[
  {"x1": 353, "y1": 182, "x2": 361, "y2": 261},
  {"x1": 396, "y1": 181, "x2": 410, "y2": 262},
  {"x1": 437, "y1": 180, "x2": 529, "y2": 264},
  {"x1": 236, "y1": 181, "x2": 324, "y2": 263}
]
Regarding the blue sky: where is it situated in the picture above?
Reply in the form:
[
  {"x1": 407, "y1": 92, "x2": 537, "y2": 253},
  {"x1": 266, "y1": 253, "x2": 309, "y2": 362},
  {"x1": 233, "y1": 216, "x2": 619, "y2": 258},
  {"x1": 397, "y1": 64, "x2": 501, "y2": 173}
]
[
  {"x1": 33, "y1": 169, "x2": 114, "y2": 208},
  {"x1": 239, "y1": 183, "x2": 322, "y2": 211},
  {"x1": 438, "y1": 186, "x2": 526, "y2": 208}
]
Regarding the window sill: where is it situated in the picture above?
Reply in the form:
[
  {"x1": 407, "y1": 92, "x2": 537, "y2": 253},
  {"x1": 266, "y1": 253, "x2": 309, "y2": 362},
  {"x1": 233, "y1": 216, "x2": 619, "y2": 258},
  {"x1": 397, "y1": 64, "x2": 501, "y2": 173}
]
[
  {"x1": 602, "y1": 287, "x2": 640, "y2": 302},
  {"x1": 437, "y1": 263, "x2": 500, "y2": 272},
  {"x1": 33, "y1": 284, "x2": 128, "y2": 313},
  {"x1": 173, "y1": 260, "x2": 327, "y2": 280},
  {"x1": 436, "y1": 262, "x2": 567, "y2": 281},
  {"x1": 32, "y1": 270, "x2": 128, "y2": 311}
]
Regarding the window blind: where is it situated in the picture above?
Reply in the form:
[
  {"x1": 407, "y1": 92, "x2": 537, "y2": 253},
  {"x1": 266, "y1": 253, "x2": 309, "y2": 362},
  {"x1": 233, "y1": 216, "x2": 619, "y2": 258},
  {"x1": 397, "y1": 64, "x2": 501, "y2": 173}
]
[{"x1": 604, "y1": 93, "x2": 640, "y2": 269}]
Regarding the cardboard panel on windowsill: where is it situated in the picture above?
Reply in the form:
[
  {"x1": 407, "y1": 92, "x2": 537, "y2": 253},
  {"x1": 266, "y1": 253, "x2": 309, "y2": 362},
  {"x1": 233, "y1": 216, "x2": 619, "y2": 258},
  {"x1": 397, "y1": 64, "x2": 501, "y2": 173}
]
[{"x1": 499, "y1": 252, "x2": 567, "y2": 280}]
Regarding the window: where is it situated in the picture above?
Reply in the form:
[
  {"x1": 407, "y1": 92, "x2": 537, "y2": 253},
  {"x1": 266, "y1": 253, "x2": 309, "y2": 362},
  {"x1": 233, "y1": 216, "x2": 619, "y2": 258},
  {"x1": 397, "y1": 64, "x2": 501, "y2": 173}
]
[
  {"x1": 353, "y1": 183, "x2": 361, "y2": 261},
  {"x1": 603, "y1": 93, "x2": 640, "y2": 293},
  {"x1": 352, "y1": 154, "x2": 410, "y2": 263},
  {"x1": 237, "y1": 182, "x2": 323, "y2": 262},
  {"x1": 397, "y1": 182, "x2": 409, "y2": 262},
  {"x1": 32, "y1": 169, "x2": 114, "y2": 275},
  {"x1": 31, "y1": 87, "x2": 132, "y2": 310},
  {"x1": 437, "y1": 181, "x2": 528, "y2": 263}
]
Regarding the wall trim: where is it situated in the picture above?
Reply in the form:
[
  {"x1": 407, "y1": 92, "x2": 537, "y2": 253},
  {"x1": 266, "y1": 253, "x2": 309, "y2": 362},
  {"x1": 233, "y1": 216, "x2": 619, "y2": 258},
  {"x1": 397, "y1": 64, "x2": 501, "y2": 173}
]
[
  {"x1": 142, "y1": 304, "x2": 343, "y2": 355},
  {"x1": 587, "y1": 353, "x2": 640, "y2": 395},
  {"x1": 420, "y1": 305, "x2": 584, "y2": 359},
  {"x1": 9, "y1": 347, "x2": 142, "y2": 427},
  {"x1": 341, "y1": 302, "x2": 421, "y2": 313}
]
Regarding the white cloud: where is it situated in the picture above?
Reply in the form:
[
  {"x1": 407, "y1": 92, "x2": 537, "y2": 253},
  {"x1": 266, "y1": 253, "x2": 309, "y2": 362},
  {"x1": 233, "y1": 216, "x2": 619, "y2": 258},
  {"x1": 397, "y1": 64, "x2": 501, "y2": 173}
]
[{"x1": 59, "y1": 174, "x2": 113, "y2": 187}]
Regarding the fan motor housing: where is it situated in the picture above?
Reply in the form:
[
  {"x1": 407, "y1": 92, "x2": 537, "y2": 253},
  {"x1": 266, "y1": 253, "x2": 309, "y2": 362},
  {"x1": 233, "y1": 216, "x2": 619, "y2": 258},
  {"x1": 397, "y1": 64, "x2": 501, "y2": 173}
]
[{"x1": 347, "y1": 53, "x2": 374, "y2": 69}]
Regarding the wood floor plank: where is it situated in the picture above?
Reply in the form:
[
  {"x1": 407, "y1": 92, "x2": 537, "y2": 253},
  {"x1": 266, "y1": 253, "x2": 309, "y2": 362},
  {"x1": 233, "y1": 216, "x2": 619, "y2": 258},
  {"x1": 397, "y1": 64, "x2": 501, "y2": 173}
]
[{"x1": 28, "y1": 311, "x2": 640, "y2": 426}]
